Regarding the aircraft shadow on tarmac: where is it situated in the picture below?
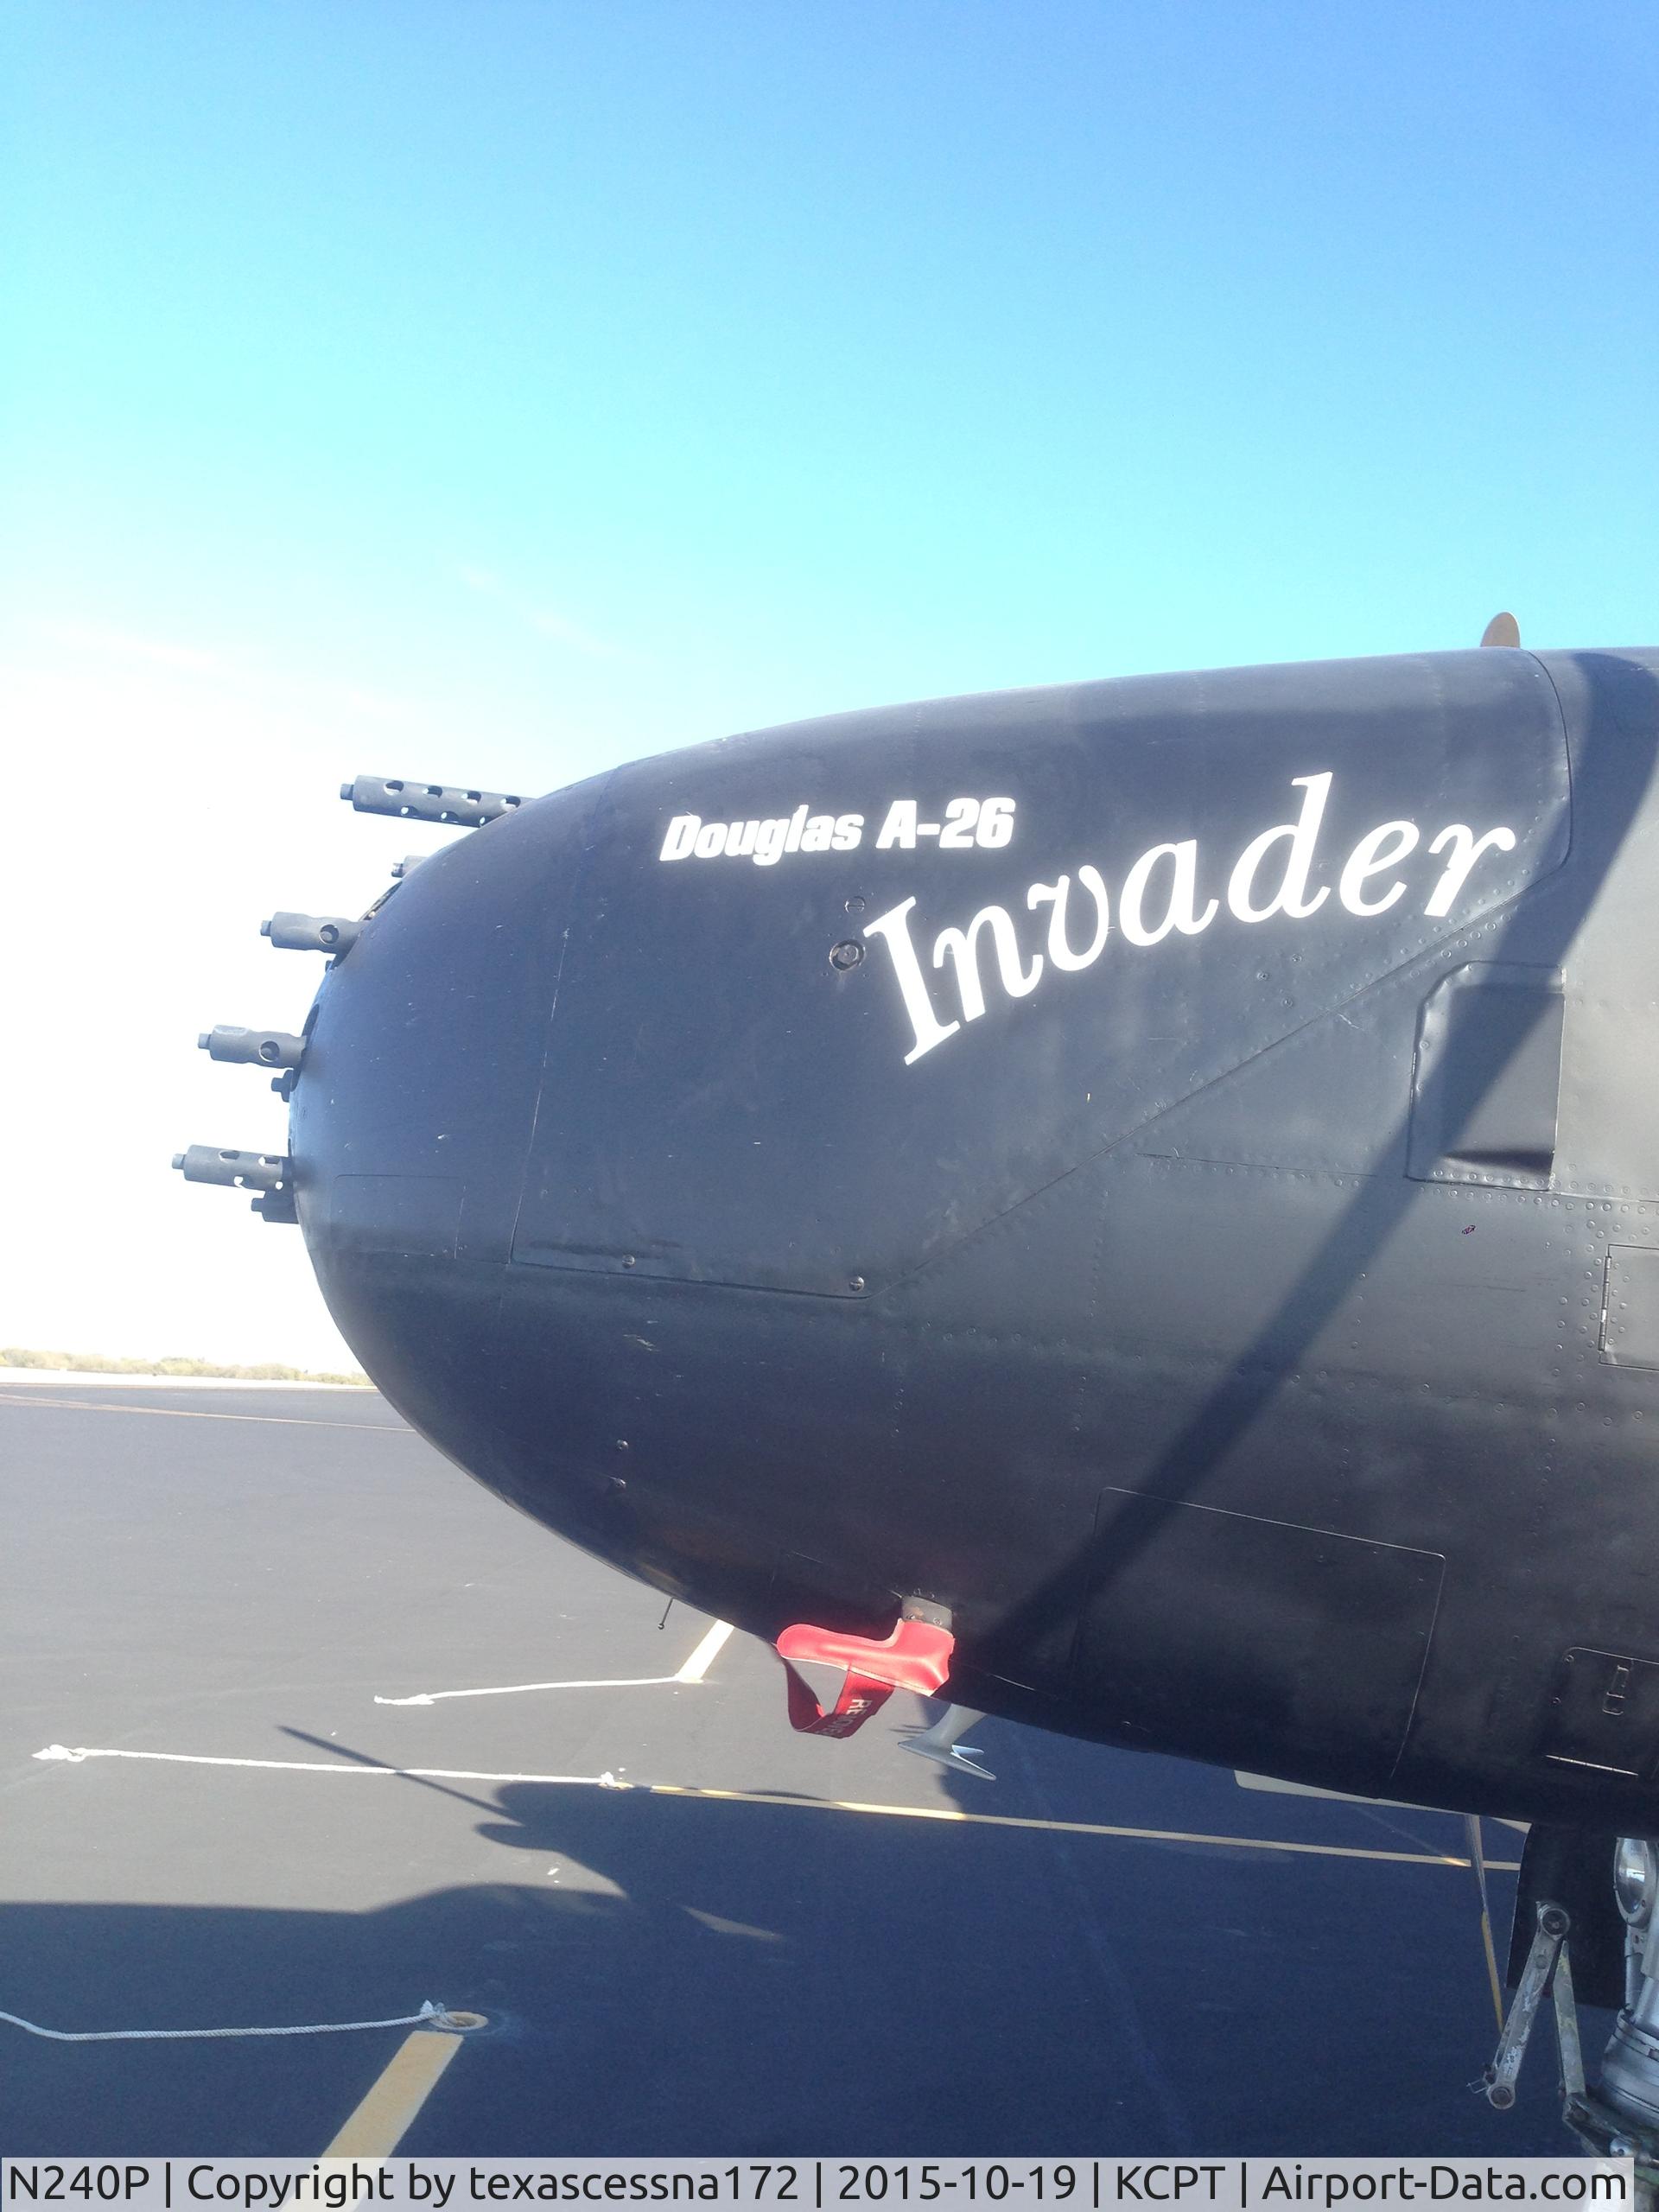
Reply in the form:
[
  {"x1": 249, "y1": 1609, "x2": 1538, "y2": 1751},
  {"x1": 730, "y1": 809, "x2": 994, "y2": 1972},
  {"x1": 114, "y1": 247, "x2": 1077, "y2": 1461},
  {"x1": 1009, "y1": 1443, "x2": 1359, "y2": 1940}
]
[{"x1": 0, "y1": 1735, "x2": 1596, "y2": 2161}]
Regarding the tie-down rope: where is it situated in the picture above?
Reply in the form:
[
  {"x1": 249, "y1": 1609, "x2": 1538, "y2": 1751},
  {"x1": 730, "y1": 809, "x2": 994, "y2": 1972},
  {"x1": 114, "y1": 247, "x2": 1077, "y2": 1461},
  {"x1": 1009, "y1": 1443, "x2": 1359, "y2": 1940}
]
[{"x1": 0, "y1": 1998, "x2": 467, "y2": 2044}]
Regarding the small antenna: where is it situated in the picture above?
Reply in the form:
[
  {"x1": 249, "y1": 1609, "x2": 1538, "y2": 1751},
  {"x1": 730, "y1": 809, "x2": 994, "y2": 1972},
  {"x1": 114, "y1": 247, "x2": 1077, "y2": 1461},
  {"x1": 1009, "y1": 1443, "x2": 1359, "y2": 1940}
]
[{"x1": 1479, "y1": 612, "x2": 1521, "y2": 648}]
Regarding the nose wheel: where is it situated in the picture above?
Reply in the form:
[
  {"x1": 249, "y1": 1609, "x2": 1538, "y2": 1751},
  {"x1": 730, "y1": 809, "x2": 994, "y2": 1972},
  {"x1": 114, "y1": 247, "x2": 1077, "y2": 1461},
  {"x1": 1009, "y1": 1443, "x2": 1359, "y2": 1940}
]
[{"x1": 1480, "y1": 1837, "x2": 1659, "y2": 2202}]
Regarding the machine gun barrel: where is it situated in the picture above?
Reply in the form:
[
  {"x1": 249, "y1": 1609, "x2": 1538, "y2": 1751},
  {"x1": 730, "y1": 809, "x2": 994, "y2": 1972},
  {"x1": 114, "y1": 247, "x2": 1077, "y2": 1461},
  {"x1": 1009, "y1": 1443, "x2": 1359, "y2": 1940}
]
[
  {"x1": 340, "y1": 774, "x2": 523, "y2": 827},
  {"x1": 262, "y1": 912, "x2": 361, "y2": 955},
  {"x1": 172, "y1": 1145, "x2": 292, "y2": 1192},
  {"x1": 199, "y1": 1025, "x2": 306, "y2": 1070}
]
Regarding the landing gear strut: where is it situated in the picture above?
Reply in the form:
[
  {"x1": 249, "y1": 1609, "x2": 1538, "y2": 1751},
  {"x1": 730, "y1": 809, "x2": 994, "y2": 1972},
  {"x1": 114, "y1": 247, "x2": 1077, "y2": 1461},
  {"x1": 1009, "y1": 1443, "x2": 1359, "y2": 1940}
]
[{"x1": 1483, "y1": 1837, "x2": 1659, "y2": 2202}]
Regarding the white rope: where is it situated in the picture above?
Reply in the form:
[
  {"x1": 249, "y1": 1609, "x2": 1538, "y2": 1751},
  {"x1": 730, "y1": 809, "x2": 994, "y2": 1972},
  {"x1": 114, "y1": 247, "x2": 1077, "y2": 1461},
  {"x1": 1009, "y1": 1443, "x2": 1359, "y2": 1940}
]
[
  {"x1": 35, "y1": 1745, "x2": 627, "y2": 1786},
  {"x1": 0, "y1": 1999, "x2": 466, "y2": 2044}
]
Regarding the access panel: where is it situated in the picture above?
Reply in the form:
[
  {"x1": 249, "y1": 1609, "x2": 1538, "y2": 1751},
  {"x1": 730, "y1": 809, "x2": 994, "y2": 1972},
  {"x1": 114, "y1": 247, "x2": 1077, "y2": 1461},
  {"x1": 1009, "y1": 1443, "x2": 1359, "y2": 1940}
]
[
  {"x1": 1408, "y1": 964, "x2": 1565, "y2": 1187},
  {"x1": 1073, "y1": 1491, "x2": 1445, "y2": 1793}
]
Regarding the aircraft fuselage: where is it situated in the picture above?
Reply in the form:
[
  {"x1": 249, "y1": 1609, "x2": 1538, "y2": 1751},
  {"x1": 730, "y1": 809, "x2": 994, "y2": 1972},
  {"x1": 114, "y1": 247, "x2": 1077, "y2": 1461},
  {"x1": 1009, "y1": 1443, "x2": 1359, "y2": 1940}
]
[{"x1": 292, "y1": 645, "x2": 1659, "y2": 1830}]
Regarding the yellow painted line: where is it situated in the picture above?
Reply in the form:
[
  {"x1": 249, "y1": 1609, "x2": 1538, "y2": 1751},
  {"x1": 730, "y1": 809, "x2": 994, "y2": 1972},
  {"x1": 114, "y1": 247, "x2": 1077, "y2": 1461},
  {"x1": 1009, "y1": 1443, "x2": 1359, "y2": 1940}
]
[
  {"x1": 645, "y1": 1783, "x2": 1522, "y2": 1869},
  {"x1": 38, "y1": 1745, "x2": 1522, "y2": 1872},
  {"x1": 321, "y1": 2025, "x2": 467, "y2": 2156},
  {"x1": 0, "y1": 1394, "x2": 408, "y2": 1433}
]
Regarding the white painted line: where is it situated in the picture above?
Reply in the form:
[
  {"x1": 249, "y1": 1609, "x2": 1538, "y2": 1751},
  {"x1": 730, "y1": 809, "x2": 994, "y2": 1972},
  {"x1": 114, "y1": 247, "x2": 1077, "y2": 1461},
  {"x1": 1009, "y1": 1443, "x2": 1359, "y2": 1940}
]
[
  {"x1": 372, "y1": 1619, "x2": 734, "y2": 1705},
  {"x1": 375, "y1": 1675, "x2": 682, "y2": 1707},
  {"x1": 674, "y1": 1619, "x2": 734, "y2": 1683},
  {"x1": 0, "y1": 1393, "x2": 404, "y2": 1433}
]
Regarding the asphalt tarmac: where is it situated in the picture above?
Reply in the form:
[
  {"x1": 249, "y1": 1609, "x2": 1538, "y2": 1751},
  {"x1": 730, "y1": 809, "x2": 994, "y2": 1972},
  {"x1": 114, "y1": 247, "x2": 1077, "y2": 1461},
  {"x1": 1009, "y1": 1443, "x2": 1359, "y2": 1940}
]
[{"x1": 0, "y1": 1382, "x2": 1588, "y2": 2158}]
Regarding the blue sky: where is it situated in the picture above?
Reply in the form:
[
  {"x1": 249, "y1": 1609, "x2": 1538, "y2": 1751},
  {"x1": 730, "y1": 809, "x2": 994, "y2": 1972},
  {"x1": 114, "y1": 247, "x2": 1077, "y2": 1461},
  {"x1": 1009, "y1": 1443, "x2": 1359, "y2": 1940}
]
[{"x1": 2, "y1": 2, "x2": 1654, "y2": 1363}]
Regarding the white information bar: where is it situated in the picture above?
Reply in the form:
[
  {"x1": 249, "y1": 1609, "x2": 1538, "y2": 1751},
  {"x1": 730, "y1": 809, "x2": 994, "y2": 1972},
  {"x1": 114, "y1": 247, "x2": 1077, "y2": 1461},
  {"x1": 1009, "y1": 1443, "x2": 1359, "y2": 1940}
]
[{"x1": 0, "y1": 2161, "x2": 1636, "y2": 2212}]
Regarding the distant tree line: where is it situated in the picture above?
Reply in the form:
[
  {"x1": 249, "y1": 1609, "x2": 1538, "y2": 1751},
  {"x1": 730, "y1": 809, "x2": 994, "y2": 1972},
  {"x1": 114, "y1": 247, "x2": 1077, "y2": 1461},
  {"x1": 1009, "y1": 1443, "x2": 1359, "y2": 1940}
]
[{"x1": 0, "y1": 1346, "x2": 370, "y2": 1386}]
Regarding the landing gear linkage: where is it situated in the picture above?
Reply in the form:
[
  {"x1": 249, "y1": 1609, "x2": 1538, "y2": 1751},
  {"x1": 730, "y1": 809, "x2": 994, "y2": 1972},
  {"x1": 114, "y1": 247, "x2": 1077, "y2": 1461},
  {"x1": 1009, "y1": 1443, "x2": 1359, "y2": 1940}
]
[{"x1": 1483, "y1": 1840, "x2": 1659, "y2": 2205}]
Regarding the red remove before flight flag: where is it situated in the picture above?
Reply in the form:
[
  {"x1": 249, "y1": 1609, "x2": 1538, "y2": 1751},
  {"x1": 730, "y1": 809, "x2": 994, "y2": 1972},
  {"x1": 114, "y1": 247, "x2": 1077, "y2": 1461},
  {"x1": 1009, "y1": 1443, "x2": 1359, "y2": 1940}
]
[{"x1": 774, "y1": 1617, "x2": 955, "y2": 1738}]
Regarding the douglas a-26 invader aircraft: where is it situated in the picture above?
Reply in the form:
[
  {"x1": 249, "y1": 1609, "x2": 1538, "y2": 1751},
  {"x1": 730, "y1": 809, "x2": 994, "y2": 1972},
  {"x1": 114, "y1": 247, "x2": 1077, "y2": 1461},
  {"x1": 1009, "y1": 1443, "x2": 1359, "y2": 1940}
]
[{"x1": 180, "y1": 624, "x2": 1659, "y2": 2164}]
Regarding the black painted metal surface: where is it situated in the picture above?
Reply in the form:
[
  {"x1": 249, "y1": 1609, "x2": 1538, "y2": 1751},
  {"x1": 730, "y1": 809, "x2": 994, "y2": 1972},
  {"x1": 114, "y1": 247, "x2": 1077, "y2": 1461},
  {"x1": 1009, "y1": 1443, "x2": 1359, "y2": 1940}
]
[{"x1": 289, "y1": 645, "x2": 1659, "y2": 1828}]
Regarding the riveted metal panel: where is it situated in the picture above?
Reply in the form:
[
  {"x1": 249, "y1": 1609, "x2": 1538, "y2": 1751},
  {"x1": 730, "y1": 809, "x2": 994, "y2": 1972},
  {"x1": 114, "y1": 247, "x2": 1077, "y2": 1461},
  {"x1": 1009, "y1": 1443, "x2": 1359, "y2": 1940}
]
[{"x1": 1601, "y1": 1246, "x2": 1659, "y2": 1370}]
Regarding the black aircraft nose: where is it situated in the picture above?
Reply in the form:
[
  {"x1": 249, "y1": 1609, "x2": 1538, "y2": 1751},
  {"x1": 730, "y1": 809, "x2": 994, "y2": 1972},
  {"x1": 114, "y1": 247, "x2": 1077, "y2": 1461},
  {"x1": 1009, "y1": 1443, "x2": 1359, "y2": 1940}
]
[
  {"x1": 244, "y1": 646, "x2": 1659, "y2": 1831},
  {"x1": 288, "y1": 772, "x2": 805, "y2": 1629},
  {"x1": 291, "y1": 777, "x2": 591, "y2": 1424}
]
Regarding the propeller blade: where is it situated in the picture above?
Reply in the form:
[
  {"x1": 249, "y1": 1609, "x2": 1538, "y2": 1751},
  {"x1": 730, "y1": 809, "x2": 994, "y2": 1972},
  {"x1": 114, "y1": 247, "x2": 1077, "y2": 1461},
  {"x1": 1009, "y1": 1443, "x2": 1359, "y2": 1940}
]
[{"x1": 1480, "y1": 612, "x2": 1521, "y2": 648}]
